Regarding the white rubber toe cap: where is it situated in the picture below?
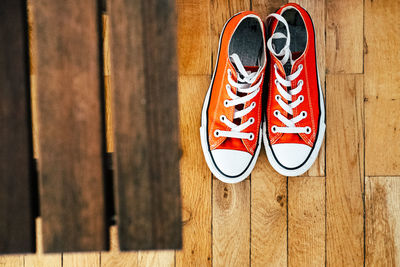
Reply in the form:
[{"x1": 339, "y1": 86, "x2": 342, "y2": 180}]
[
  {"x1": 211, "y1": 149, "x2": 252, "y2": 177},
  {"x1": 271, "y1": 143, "x2": 312, "y2": 168}
]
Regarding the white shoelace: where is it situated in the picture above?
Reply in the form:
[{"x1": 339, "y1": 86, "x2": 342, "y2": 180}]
[
  {"x1": 214, "y1": 53, "x2": 262, "y2": 141},
  {"x1": 266, "y1": 13, "x2": 310, "y2": 134}
]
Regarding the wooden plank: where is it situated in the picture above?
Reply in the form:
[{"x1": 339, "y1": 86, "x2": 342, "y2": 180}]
[
  {"x1": 326, "y1": 74, "x2": 364, "y2": 266},
  {"x1": 26, "y1": 4, "x2": 61, "y2": 264},
  {"x1": 293, "y1": 0, "x2": 325, "y2": 176},
  {"x1": 366, "y1": 176, "x2": 400, "y2": 266},
  {"x1": 326, "y1": 0, "x2": 363, "y2": 73},
  {"x1": 252, "y1": 0, "x2": 287, "y2": 15},
  {"x1": 364, "y1": 0, "x2": 400, "y2": 175},
  {"x1": 63, "y1": 253, "x2": 100, "y2": 267},
  {"x1": 177, "y1": 0, "x2": 211, "y2": 75},
  {"x1": 251, "y1": 153, "x2": 287, "y2": 266},
  {"x1": 138, "y1": 251, "x2": 175, "y2": 267},
  {"x1": 102, "y1": 13, "x2": 114, "y2": 154},
  {"x1": 209, "y1": 2, "x2": 250, "y2": 266},
  {"x1": 213, "y1": 179, "x2": 250, "y2": 266},
  {"x1": 32, "y1": 0, "x2": 108, "y2": 252},
  {"x1": 288, "y1": 177, "x2": 325, "y2": 266},
  {"x1": 109, "y1": 0, "x2": 181, "y2": 250},
  {"x1": 100, "y1": 226, "x2": 138, "y2": 267},
  {"x1": 175, "y1": 75, "x2": 212, "y2": 267},
  {"x1": 0, "y1": 0, "x2": 36, "y2": 254}
]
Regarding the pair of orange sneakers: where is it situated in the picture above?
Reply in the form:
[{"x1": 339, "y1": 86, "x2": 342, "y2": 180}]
[{"x1": 200, "y1": 3, "x2": 326, "y2": 183}]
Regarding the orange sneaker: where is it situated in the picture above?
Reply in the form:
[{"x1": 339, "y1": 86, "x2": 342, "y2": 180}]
[
  {"x1": 200, "y1": 11, "x2": 266, "y2": 183},
  {"x1": 263, "y1": 3, "x2": 326, "y2": 176}
]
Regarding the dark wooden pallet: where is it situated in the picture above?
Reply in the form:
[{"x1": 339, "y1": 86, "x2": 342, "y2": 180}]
[
  {"x1": 0, "y1": 0, "x2": 36, "y2": 254},
  {"x1": 0, "y1": 0, "x2": 180, "y2": 254}
]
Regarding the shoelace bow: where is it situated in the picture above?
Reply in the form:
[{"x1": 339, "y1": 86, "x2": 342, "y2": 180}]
[
  {"x1": 266, "y1": 13, "x2": 310, "y2": 134},
  {"x1": 214, "y1": 53, "x2": 262, "y2": 141}
]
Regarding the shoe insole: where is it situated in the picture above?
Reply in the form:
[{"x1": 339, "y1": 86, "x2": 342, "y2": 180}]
[{"x1": 229, "y1": 17, "x2": 263, "y2": 67}]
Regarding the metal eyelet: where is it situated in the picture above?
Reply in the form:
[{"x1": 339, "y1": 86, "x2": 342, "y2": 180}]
[
  {"x1": 299, "y1": 95, "x2": 304, "y2": 102},
  {"x1": 271, "y1": 126, "x2": 277, "y2": 133},
  {"x1": 249, "y1": 117, "x2": 255, "y2": 124},
  {"x1": 220, "y1": 115, "x2": 225, "y2": 122},
  {"x1": 305, "y1": 127, "x2": 311, "y2": 134},
  {"x1": 275, "y1": 95, "x2": 281, "y2": 101},
  {"x1": 274, "y1": 79, "x2": 279, "y2": 85},
  {"x1": 298, "y1": 64, "x2": 303, "y2": 70},
  {"x1": 224, "y1": 100, "x2": 229, "y2": 107},
  {"x1": 226, "y1": 84, "x2": 231, "y2": 90},
  {"x1": 301, "y1": 111, "x2": 307, "y2": 118},
  {"x1": 214, "y1": 130, "x2": 220, "y2": 137},
  {"x1": 298, "y1": 80, "x2": 304, "y2": 86},
  {"x1": 274, "y1": 110, "x2": 280, "y2": 117},
  {"x1": 251, "y1": 102, "x2": 256, "y2": 108},
  {"x1": 248, "y1": 133, "x2": 255, "y2": 140}
]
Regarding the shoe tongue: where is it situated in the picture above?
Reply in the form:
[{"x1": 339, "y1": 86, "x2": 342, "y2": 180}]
[
  {"x1": 234, "y1": 65, "x2": 259, "y2": 85},
  {"x1": 282, "y1": 51, "x2": 302, "y2": 76},
  {"x1": 283, "y1": 61, "x2": 292, "y2": 77},
  {"x1": 244, "y1": 66, "x2": 259, "y2": 72}
]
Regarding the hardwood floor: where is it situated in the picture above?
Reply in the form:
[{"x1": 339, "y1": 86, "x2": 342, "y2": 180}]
[{"x1": 1, "y1": 0, "x2": 399, "y2": 265}]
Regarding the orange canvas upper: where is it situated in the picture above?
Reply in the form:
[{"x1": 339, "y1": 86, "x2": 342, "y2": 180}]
[
  {"x1": 266, "y1": 3, "x2": 321, "y2": 147},
  {"x1": 207, "y1": 11, "x2": 266, "y2": 155}
]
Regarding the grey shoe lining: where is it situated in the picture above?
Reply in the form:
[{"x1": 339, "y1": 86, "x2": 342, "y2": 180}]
[
  {"x1": 228, "y1": 17, "x2": 263, "y2": 67},
  {"x1": 272, "y1": 8, "x2": 307, "y2": 61}
]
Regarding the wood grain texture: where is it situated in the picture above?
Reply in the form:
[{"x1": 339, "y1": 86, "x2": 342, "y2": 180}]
[
  {"x1": 24, "y1": 255, "x2": 61, "y2": 267},
  {"x1": 366, "y1": 176, "x2": 400, "y2": 266},
  {"x1": 28, "y1": 0, "x2": 39, "y2": 160},
  {"x1": 109, "y1": 0, "x2": 181, "y2": 250},
  {"x1": 138, "y1": 251, "x2": 175, "y2": 267},
  {"x1": 175, "y1": 76, "x2": 212, "y2": 267},
  {"x1": 210, "y1": 0, "x2": 250, "y2": 71},
  {"x1": 364, "y1": 0, "x2": 400, "y2": 176},
  {"x1": 63, "y1": 253, "x2": 100, "y2": 267},
  {"x1": 32, "y1": 0, "x2": 107, "y2": 252},
  {"x1": 213, "y1": 179, "x2": 250, "y2": 267},
  {"x1": 251, "y1": 153, "x2": 287, "y2": 266},
  {"x1": 326, "y1": 0, "x2": 363, "y2": 73},
  {"x1": 100, "y1": 226, "x2": 138, "y2": 267},
  {"x1": 288, "y1": 177, "x2": 325, "y2": 266},
  {"x1": 252, "y1": 0, "x2": 287, "y2": 16},
  {"x1": 177, "y1": 0, "x2": 211, "y2": 75},
  {"x1": 326, "y1": 74, "x2": 364, "y2": 266},
  {"x1": 0, "y1": 0, "x2": 35, "y2": 254},
  {"x1": 294, "y1": 0, "x2": 326, "y2": 177},
  {"x1": 102, "y1": 14, "x2": 114, "y2": 153},
  {"x1": 0, "y1": 256, "x2": 23, "y2": 267}
]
